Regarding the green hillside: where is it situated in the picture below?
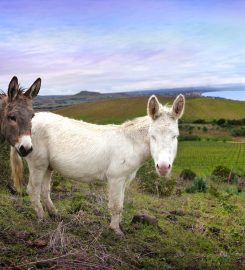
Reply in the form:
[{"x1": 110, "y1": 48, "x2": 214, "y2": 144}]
[{"x1": 56, "y1": 96, "x2": 245, "y2": 124}]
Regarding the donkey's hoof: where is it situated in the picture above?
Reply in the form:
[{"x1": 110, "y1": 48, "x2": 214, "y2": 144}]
[
  {"x1": 50, "y1": 212, "x2": 63, "y2": 222},
  {"x1": 115, "y1": 228, "x2": 125, "y2": 237},
  {"x1": 110, "y1": 226, "x2": 125, "y2": 237},
  {"x1": 37, "y1": 217, "x2": 45, "y2": 224}
]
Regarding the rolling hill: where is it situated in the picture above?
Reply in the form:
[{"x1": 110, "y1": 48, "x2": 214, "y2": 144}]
[{"x1": 56, "y1": 96, "x2": 245, "y2": 124}]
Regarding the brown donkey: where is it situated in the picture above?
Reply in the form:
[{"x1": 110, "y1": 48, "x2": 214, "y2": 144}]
[
  {"x1": 0, "y1": 76, "x2": 41, "y2": 155},
  {"x1": 1, "y1": 76, "x2": 41, "y2": 191}
]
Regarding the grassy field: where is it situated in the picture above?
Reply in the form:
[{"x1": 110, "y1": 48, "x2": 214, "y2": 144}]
[
  {"x1": 0, "y1": 96, "x2": 245, "y2": 269},
  {"x1": 56, "y1": 96, "x2": 245, "y2": 123}
]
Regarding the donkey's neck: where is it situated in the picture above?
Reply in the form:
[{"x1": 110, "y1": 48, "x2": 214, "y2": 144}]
[{"x1": 121, "y1": 116, "x2": 151, "y2": 162}]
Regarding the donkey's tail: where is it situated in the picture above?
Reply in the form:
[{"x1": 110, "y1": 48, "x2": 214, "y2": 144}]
[{"x1": 10, "y1": 147, "x2": 23, "y2": 193}]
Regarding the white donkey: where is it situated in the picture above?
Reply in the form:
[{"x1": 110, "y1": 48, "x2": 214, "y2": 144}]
[{"x1": 11, "y1": 95, "x2": 185, "y2": 235}]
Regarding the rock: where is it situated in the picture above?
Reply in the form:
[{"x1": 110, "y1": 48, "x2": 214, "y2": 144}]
[
  {"x1": 131, "y1": 214, "x2": 158, "y2": 226},
  {"x1": 36, "y1": 261, "x2": 56, "y2": 269},
  {"x1": 169, "y1": 210, "x2": 186, "y2": 216},
  {"x1": 26, "y1": 239, "x2": 48, "y2": 248},
  {"x1": 209, "y1": 227, "x2": 220, "y2": 236}
]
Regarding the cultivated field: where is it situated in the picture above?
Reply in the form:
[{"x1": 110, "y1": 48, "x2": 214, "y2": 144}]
[
  {"x1": 175, "y1": 141, "x2": 245, "y2": 175},
  {"x1": 0, "y1": 96, "x2": 245, "y2": 269}
]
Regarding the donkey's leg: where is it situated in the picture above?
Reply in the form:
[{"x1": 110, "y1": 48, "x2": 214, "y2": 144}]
[
  {"x1": 108, "y1": 177, "x2": 126, "y2": 236},
  {"x1": 27, "y1": 168, "x2": 46, "y2": 221},
  {"x1": 41, "y1": 169, "x2": 58, "y2": 218}
]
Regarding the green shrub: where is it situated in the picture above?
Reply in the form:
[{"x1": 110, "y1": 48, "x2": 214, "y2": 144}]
[
  {"x1": 193, "y1": 119, "x2": 206, "y2": 124},
  {"x1": 227, "y1": 119, "x2": 245, "y2": 126},
  {"x1": 211, "y1": 166, "x2": 236, "y2": 183},
  {"x1": 178, "y1": 135, "x2": 201, "y2": 141},
  {"x1": 185, "y1": 177, "x2": 208, "y2": 193},
  {"x1": 216, "y1": 118, "x2": 226, "y2": 126},
  {"x1": 225, "y1": 186, "x2": 242, "y2": 195},
  {"x1": 179, "y1": 169, "x2": 196, "y2": 181},
  {"x1": 231, "y1": 127, "x2": 245, "y2": 137}
]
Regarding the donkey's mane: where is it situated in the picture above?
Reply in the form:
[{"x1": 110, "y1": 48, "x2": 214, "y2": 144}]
[
  {"x1": 121, "y1": 116, "x2": 149, "y2": 129},
  {"x1": 121, "y1": 116, "x2": 150, "y2": 142},
  {"x1": 16, "y1": 86, "x2": 26, "y2": 96},
  {"x1": 18, "y1": 86, "x2": 26, "y2": 93}
]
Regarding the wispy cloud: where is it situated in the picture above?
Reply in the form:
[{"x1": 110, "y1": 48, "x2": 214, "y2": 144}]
[{"x1": 0, "y1": 0, "x2": 244, "y2": 94}]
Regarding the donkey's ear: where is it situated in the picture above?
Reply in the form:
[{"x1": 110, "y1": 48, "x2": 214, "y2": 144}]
[
  {"x1": 8, "y1": 76, "x2": 19, "y2": 102},
  {"x1": 24, "y1": 78, "x2": 41, "y2": 99},
  {"x1": 171, "y1": 94, "x2": 185, "y2": 119},
  {"x1": 147, "y1": 95, "x2": 161, "y2": 120}
]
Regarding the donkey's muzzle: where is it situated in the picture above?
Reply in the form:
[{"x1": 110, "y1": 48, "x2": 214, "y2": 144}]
[{"x1": 18, "y1": 145, "x2": 33, "y2": 157}]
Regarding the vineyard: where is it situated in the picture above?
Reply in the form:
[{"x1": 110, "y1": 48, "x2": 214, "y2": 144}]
[{"x1": 174, "y1": 141, "x2": 245, "y2": 175}]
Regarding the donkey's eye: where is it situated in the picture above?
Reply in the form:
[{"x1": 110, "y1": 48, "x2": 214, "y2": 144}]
[
  {"x1": 31, "y1": 114, "x2": 35, "y2": 118},
  {"x1": 8, "y1": 116, "x2": 16, "y2": 122},
  {"x1": 172, "y1": 135, "x2": 177, "y2": 139}
]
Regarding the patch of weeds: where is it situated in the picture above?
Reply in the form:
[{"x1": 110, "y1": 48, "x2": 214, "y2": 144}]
[
  {"x1": 185, "y1": 177, "x2": 208, "y2": 193},
  {"x1": 137, "y1": 161, "x2": 176, "y2": 197},
  {"x1": 68, "y1": 193, "x2": 87, "y2": 213},
  {"x1": 52, "y1": 172, "x2": 73, "y2": 192},
  {"x1": 219, "y1": 198, "x2": 238, "y2": 213},
  {"x1": 209, "y1": 185, "x2": 238, "y2": 213},
  {"x1": 225, "y1": 186, "x2": 241, "y2": 195}
]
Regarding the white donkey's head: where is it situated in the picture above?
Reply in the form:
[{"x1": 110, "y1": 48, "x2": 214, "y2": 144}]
[{"x1": 147, "y1": 94, "x2": 185, "y2": 176}]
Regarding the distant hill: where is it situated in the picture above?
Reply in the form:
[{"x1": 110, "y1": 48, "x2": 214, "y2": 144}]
[
  {"x1": 34, "y1": 90, "x2": 128, "y2": 110},
  {"x1": 74, "y1": 90, "x2": 103, "y2": 97},
  {"x1": 34, "y1": 85, "x2": 245, "y2": 111}
]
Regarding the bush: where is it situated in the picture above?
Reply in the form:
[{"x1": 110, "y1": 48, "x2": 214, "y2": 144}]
[
  {"x1": 202, "y1": 126, "x2": 208, "y2": 132},
  {"x1": 211, "y1": 166, "x2": 236, "y2": 183},
  {"x1": 193, "y1": 119, "x2": 206, "y2": 124},
  {"x1": 178, "y1": 135, "x2": 201, "y2": 141},
  {"x1": 179, "y1": 169, "x2": 196, "y2": 181},
  {"x1": 227, "y1": 119, "x2": 245, "y2": 126},
  {"x1": 185, "y1": 177, "x2": 208, "y2": 193},
  {"x1": 216, "y1": 118, "x2": 226, "y2": 126},
  {"x1": 137, "y1": 163, "x2": 176, "y2": 197},
  {"x1": 225, "y1": 187, "x2": 242, "y2": 195},
  {"x1": 231, "y1": 128, "x2": 245, "y2": 137}
]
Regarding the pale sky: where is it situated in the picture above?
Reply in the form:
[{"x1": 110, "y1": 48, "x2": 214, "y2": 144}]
[{"x1": 0, "y1": 0, "x2": 245, "y2": 95}]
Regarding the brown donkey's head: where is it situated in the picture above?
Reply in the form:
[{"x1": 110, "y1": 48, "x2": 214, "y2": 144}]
[{"x1": 0, "y1": 76, "x2": 41, "y2": 157}]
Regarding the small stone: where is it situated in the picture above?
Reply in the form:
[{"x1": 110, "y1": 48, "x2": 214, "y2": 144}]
[
  {"x1": 26, "y1": 239, "x2": 48, "y2": 248},
  {"x1": 169, "y1": 210, "x2": 185, "y2": 216},
  {"x1": 131, "y1": 214, "x2": 158, "y2": 226},
  {"x1": 209, "y1": 227, "x2": 220, "y2": 236}
]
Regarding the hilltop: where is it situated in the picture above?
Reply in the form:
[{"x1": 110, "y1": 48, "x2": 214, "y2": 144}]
[{"x1": 34, "y1": 90, "x2": 128, "y2": 110}]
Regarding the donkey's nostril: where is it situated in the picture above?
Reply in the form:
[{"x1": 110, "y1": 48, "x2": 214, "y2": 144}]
[
  {"x1": 156, "y1": 164, "x2": 159, "y2": 169},
  {"x1": 168, "y1": 164, "x2": 171, "y2": 169},
  {"x1": 18, "y1": 145, "x2": 33, "y2": 157}
]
